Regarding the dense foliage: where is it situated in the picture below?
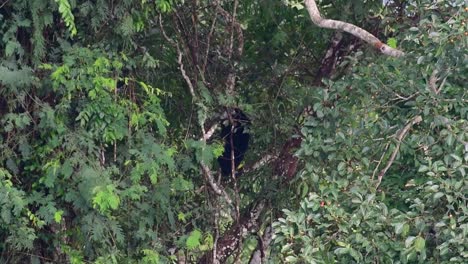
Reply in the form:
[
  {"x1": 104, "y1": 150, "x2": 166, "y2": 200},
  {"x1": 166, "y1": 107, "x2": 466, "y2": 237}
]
[{"x1": 0, "y1": 0, "x2": 466, "y2": 263}]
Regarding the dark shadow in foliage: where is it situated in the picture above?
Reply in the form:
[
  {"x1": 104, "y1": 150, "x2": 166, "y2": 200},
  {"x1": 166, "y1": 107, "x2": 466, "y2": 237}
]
[{"x1": 217, "y1": 109, "x2": 250, "y2": 177}]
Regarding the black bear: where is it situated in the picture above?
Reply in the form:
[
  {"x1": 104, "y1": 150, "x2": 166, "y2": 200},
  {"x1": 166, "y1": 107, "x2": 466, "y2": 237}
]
[{"x1": 217, "y1": 109, "x2": 250, "y2": 177}]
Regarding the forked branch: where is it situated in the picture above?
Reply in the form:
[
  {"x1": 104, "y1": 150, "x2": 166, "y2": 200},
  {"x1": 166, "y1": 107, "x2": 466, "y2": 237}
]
[{"x1": 376, "y1": 115, "x2": 422, "y2": 188}]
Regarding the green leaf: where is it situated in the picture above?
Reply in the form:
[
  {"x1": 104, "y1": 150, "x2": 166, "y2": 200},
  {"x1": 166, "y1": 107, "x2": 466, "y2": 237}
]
[
  {"x1": 54, "y1": 210, "x2": 64, "y2": 223},
  {"x1": 141, "y1": 249, "x2": 160, "y2": 264},
  {"x1": 285, "y1": 256, "x2": 298, "y2": 263},
  {"x1": 334, "y1": 247, "x2": 350, "y2": 255},
  {"x1": 212, "y1": 143, "x2": 224, "y2": 158},
  {"x1": 405, "y1": 236, "x2": 416, "y2": 248},
  {"x1": 178, "y1": 212, "x2": 186, "y2": 223},
  {"x1": 395, "y1": 222, "x2": 405, "y2": 235},
  {"x1": 186, "y1": 230, "x2": 202, "y2": 250},
  {"x1": 387, "y1": 38, "x2": 398, "y2": 48},
  {"x1": 433, "y1": 192, "x2": 444, "y2": 201},
  {"x1": 54, "y1": 0, "x2": 77, "y2": 36},
  {"x1": 92, "y1": 184, "x2": 120, "y2": 214},
  {"x1": 349, "y1": 248, "x2": 362, "y2": 262},
  {"x1": 414, "y1": 236, "x2": 426, "y2": 252}
]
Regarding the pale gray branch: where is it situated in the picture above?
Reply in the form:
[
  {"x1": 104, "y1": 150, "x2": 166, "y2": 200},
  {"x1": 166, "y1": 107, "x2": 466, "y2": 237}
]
[
  {"x1": 376, "y1": 115, "x2": 422, "y2": 188},
  {"x1": 159, "y1": 15, "x2": 196, "y2": 97},
  {"x1": 428, "y1": 69, "x2": 447, "y2": 95},
  {"x1": 201, "y1": 162, "x2": 233, "y2": 205},
  {"x1": 304, "y1": 0, "x2": 405, "y2": 58},
  {"x1": 201, "y1": 123, "x2": 219, "y2": 141}
]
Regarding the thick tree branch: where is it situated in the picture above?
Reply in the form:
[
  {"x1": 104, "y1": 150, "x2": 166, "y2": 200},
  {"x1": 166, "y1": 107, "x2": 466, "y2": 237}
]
[
  {"x1": 304, "y1": 0, "x2": 405, "y2": 57},
  {"x1": 201, "y1": 123, "x2": 219, "y2": 141},
  {"x1": 248, "y1": 225, "x2": 273, "y2": 264},
  {"x1": 199, "y1": 200, "x2": 266, "y2": 264},
  {"x1": 243, "y1": 154, "x2": 277, "y2": 173}
]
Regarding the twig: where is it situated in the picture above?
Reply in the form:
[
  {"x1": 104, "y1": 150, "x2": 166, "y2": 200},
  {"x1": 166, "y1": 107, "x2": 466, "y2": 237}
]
[
  {"x1": 428, "y1": 69, "x2": 439, "y2": 94},
  {"x1": 212, "y1": 0, "x2": 244, "y2": 57},
  {"x1": 159, "y1": 15, "x2": 196, "y2": 97},
  {"x1": 160, "y1": 13, "x2": 231, "y2": 206},
  {"x1": 201, "y1": 162, "x2": 233, "y2": 205},
  {"x1": 304, "y1": 0, "x2": 405, "y2": 57},
  {"x1": 371, "y1": 141, "x2": 391, "y2": 180},
  {"x1": 376, "y1": 115, "x2": 422, "y2": 188},
  {"x1": 227, "y1": 109, "x2": 242, "y2": 264},
  {"x1": 212, "y1": 0, "x2": 244, "y2": 95},
  {"x1": 227, "y1": 0, "x2": 239, "y2": 60},
  {"x1": 177, "y1": 50, "x2": 196, "y2": 97},
  {"x1": 0, "y1": 0, "x2": 10, "y2": 9},
  {"x1": 212, "y1": 200, "x2": 220, "y2": 264},
  {"x1": 428, "y1": 69, "x2": 447, "y2": 95},
  {"x1": 202, "y1": 15, "x2": 218, "y2": 74}
]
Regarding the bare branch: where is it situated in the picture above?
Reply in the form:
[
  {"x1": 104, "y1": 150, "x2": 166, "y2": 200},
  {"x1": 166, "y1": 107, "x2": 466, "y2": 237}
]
[
  {"x1": 202, "y1": 15, "x2": 218, "y2": 74},
  {"x1": 428, "y1": 69, "x2": 448, "y2": 95},
  {"x1": 199, "y1": 200, "x2": 266, "y2": 263},
  {"x1": 160, "y1": 14, "x2": 229, "y2": 201},
  {"x1": 201, "y1": 123, "x2": 219, "y2": 141},
  {"x1": 244, "y1": 154, "x2": 277, "y2": 173},
  {"x1": 226, "y1": 109, "x2": 242, "y2": 263},
  {"x1": 428, "y1": 69, "x2": 439, "y2": 94},
  {"x1": 227, "y1": 0, "x2": 239, "y2": 60},
  {"x1": 371, "y1": 141, "x2": 391, "y2": 180},
  {"x1": 177, "y1": 50, "x2": 196, "y2": 97},
  {"x1": 212, "y1": 0, "x2": 244, "y2": 57},
  {"x1": 0, "y1": 0, "x2": 10, "y2": 9},
  {"x1": 159, "y1": 15, "x2": 196, "y2": 97},
  {"x1": 201, "y1": 162, "x2": 233, "y2": 205},
  {"x1": 212, "y1": 0, "x2": 244, "y2": 95},
  {"x1": 304, "y1": 0, "x2": 405, "y2": 58},
  {"x1": 376, "y1": 115, "x2": 422, "y2": 188}
]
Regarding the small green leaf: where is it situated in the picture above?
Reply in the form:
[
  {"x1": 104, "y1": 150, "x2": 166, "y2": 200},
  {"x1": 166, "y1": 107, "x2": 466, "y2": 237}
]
[
  {"x1": 395, "y1": 222, "x2": 405, "y2": 235},
  {"x1": 285, "y1": 256, "x2": 298, "y2": 263},
  {"x1": 212, "y1": 143, "x2": 224, "y2": 158},
  {"x1": 405, "y1": 236, "x2": 416, "y2": 248},
  {"x1": 186, "y1": 230, "x2": 202, "y2": 250},
  {"x1": 54, "y1": 210, "x2": 64, "y2": 223},
  {"x1": 433, "y1": 192, "x2": 444, "y2": 201},
  {"x1": 414, "y1": 236, "x2": 426, "y2": 252},
  {"x1": 387, "y1": 38, "x2": 398, "y2": 48},
  {"x1": 178, "y1": 212, "x2": 186, "y2": 223},
  {"x1": 334, "y1": 247, "x2": 349, "y2": 255}
]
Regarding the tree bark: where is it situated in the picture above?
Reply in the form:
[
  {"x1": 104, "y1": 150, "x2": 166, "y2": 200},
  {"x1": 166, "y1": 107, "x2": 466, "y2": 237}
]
[
  {"x1": 304, "y1": 0, "x2": 405, "y2": 57},
  {"x1": 198, "y1": 200, "x2": 266, "y2": 263},
  {"x1": 248, "y1": 225, "x2": 273, "y2": 264}
]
